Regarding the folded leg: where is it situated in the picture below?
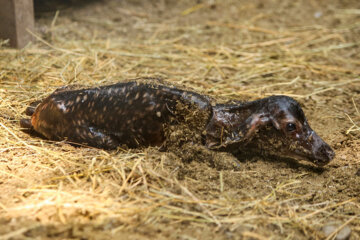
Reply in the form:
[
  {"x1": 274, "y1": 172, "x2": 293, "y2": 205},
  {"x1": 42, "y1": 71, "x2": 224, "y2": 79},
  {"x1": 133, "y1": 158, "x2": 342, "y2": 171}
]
[
  {"x1": 24, "y1": 100, "x2": 42, "y2": 116},
  {"x1": 63, "y1": 125, "x2": 120, "y2": 149}
]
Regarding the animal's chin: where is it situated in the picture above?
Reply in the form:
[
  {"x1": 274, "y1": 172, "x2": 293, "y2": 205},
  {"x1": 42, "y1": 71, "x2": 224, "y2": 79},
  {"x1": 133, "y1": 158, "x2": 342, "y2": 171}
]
[
  {"x1": 279, "y1": 151, "x2": 331, "y2": 166},
  {"x1": 309, "y1": 155, "x2": 333, "y2": 166}
]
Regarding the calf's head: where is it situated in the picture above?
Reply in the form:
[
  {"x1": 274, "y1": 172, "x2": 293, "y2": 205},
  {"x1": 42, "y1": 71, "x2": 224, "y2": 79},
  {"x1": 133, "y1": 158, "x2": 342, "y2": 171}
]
[
  {"x1": 251, "y1": 96, "x2": 335, "y2": 166},
  {"x1": 206, "y1": 96, "x2": 335, "y2": 166}
]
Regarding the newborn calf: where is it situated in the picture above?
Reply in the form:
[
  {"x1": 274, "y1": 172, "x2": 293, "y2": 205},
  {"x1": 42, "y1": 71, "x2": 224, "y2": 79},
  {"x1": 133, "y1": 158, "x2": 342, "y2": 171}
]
[{"x1": 21, "y1": 80, "x2": 335, "y2": 166}]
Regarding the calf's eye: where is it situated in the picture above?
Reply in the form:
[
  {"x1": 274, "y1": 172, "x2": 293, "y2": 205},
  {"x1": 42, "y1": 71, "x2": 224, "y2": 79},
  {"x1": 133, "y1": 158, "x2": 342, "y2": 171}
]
[{"x1": 286, "y1": 123, "x2": 297, "y2": 132}]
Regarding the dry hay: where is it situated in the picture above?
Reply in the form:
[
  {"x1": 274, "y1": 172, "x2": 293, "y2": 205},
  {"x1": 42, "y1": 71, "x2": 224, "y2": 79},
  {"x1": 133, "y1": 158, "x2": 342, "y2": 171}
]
[{"x1": 0, "y1": 0, "x2": 360, "y2": 239}]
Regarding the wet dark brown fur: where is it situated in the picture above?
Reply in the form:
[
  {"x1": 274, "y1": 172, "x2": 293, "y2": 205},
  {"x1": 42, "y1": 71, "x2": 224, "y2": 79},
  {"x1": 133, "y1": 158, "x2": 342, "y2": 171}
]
[{"x1": 21, "y1": 80, "x2": 335, "y2": 166}]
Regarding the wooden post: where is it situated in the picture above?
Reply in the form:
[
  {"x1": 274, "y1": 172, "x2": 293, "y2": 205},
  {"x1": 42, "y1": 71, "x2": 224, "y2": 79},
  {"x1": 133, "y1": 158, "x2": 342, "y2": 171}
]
[{"x1": 0, "y1": 0, "x2": 35, "y2": 48}]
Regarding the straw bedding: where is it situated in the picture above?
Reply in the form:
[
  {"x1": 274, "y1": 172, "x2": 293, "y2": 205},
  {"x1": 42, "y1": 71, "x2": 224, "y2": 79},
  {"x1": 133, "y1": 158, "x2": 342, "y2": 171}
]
[{"x1": 0, "y1": 0, "x2": 359, "y2": 239}]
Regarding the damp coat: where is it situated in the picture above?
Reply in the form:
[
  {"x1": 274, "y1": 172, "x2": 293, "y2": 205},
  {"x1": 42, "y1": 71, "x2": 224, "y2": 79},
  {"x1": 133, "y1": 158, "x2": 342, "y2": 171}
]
[{"x1": 21, "y1": 81, "x2": 335, "y2": 166}]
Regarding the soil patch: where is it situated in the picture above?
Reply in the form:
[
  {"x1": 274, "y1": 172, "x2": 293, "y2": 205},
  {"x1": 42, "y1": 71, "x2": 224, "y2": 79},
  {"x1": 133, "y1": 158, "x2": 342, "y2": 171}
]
[{"x1": 0, "y1": 0, "x2": 359, "y2": 239}]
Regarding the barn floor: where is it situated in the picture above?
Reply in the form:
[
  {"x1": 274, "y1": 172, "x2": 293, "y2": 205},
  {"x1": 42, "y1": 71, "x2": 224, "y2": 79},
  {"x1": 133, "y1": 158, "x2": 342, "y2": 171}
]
[{"x1": 0, "y1": 0, "x2": 360, "y2": 239}]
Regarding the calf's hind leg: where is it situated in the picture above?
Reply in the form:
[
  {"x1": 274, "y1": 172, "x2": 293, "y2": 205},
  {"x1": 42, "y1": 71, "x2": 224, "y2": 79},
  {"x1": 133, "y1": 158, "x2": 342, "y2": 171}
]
[
  {"x1": 20, "y1": 100, "x2": 42, "y2": 130},
  {"x1": 20, "y1": 118, "x2": 33, "y2": 129},
  {"x1": 24, "y1": 100, "x2": 42, "y2": 116}
]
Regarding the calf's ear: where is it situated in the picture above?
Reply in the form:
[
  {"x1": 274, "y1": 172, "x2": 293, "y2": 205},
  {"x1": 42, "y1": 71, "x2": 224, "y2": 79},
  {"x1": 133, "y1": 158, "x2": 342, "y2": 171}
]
[
  {"x1": 205, "y1": 113, "x2": 276, "y2": 149},
  {"x1": 243, "y1": 114, "x2": 280, "y2": 139}
]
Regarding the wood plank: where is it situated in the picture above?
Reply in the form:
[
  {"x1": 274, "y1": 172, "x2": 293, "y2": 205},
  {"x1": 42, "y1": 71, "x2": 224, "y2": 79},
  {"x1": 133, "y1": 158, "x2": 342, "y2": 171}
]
[{"x1": 0, "y1": 0, "x2": 35, "y2": 48}]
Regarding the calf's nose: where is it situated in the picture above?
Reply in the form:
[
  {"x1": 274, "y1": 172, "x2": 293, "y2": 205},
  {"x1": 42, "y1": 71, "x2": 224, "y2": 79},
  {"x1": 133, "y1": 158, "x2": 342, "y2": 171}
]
[{"x1": 312, "y1": 132, "x2": 335, "y2": 166}]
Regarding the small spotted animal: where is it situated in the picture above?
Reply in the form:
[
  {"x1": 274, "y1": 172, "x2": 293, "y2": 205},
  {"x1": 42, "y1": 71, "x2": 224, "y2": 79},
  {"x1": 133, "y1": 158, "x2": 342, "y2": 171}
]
[{"x1": 21, "y1": 80, "x2": 335, "y2": 166}]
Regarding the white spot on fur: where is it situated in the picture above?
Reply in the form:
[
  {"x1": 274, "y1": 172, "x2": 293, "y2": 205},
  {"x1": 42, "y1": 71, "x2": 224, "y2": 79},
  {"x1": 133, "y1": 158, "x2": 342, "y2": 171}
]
[
  {"x1": 57, "y1": 102, "x2": 68, "y2": 113},
  {"x1": 135, "y1": 93, "x2": 140, "y2": 100}
]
